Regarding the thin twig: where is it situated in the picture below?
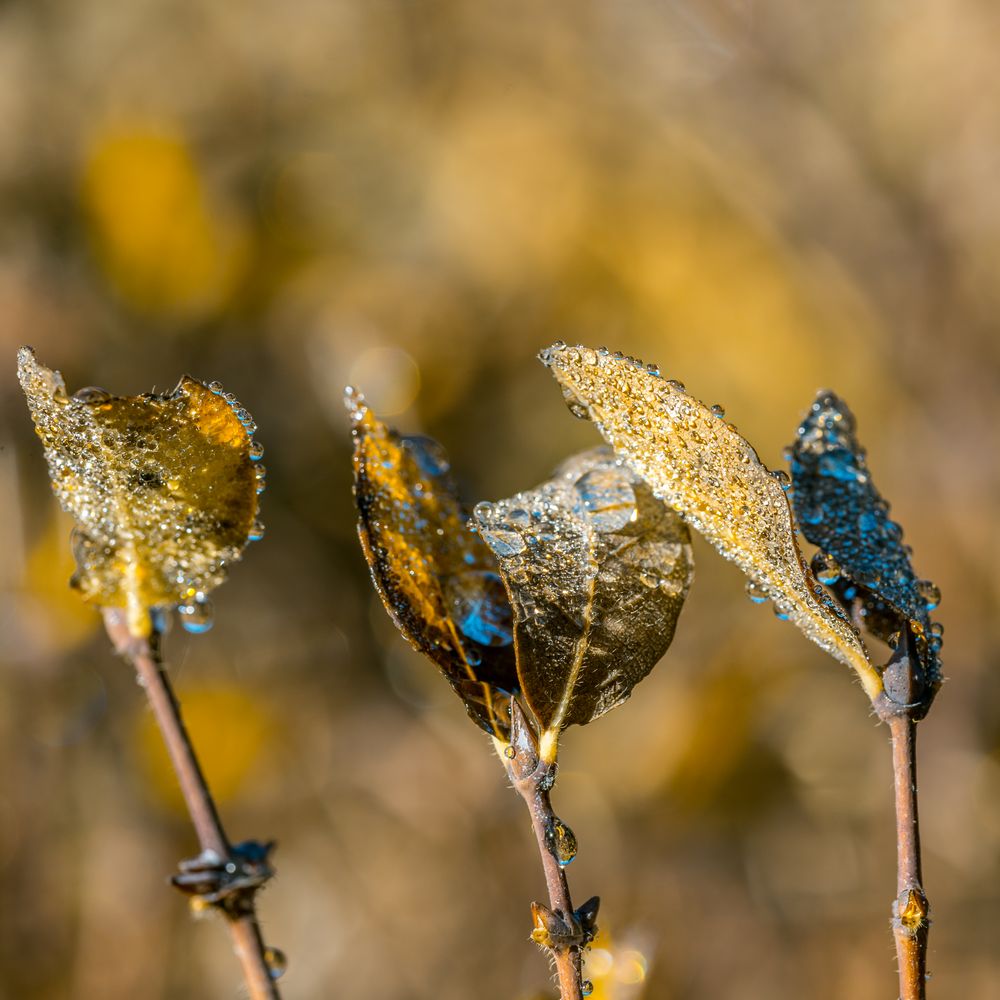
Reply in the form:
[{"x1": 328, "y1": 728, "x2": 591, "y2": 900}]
[
  {"x1": 502, "y1": 701, "x2": 596, "y2": 1000},
  {"x1": 888, "y1": 714, "x2": 929, "y2": 1000},
  {"x1": 103, "y1": 608, "x2": 281, "y2": 1000}
]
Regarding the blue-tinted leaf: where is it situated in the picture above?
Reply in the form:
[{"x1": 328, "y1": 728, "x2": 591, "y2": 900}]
[{"x1": 789, "y1": 391, "x2": 941, "y2": 706}]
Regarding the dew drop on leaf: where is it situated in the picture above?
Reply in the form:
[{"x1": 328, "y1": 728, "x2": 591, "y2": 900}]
[{"x1": 263, "y1": 947, "x2": 287, "y2": 980}]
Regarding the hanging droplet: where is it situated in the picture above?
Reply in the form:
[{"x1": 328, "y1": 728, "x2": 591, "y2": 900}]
[
  {"x1": 207, "y1": 380, "x2": 224, "y2": 394},
  {"x1": 263, "y1": 947, "x2": 287, "y2": 980},
  {"x1": 917, "y1": 580, "x2": 941, "y2": 611},
  {"x1": 810, "y1": 551, "x2": 841, "y2": 586},
  {"x1": 710, "y1": 403, "x2": 726, "y2": 418},
  {"x1": 771, "y1": 469, "x2": 791, "y2": 491},
  {"x1": 560, "y1": 383, "x2": 592, "y2": 421},
  {"x1": 930, "y1": 622, "x2": 944, "y2": 638},
  {"x1": 72, "y1": 386, "x2": 113, "y2": 404},
  {"x1": 773, "y1": 604, "x2": 792, "y2": 621},
  {"x1": 178, "y1": 595, "x2": 214, "y2": 634},
  {"x1": 249, "y1": 440, "x2": 265, "y2": 462},
  {"x1": 746, "y1": 580, "x2": 769, "y2": 604},
  {"x1": 582, "y1": 981, "x2": 594, "y2": 996},
  {"x1": 248, "y1": 520, "x2": 266, "y2": 542},
  {"x1": 546, "y1": 817, "x2": 578, "y2": 867},
  {"x1": 646, "y1": 362, "x2": 661, "y2": 376},
  {"x1": 574, "y1": 468, "x2": 637, "y2": 533}
]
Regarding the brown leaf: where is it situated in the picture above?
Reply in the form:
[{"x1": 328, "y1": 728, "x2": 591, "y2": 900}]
[
  {"x1": 17, "y1": 347, "x2": 262, "y2": 637},
  {"x1": 474, "y1": 447, "x2": 693, "y2": 754},
  {"x1": 539, "y1": 344, "x2": 881, "y2": 702},
  {"x1": 346, "y1": 387, "x2": 517, "y2": 737}
]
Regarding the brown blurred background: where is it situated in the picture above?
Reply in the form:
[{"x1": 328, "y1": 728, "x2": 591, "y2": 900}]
[{"x1": 1, "y1": 2, "x2": 998, "y2": 998}]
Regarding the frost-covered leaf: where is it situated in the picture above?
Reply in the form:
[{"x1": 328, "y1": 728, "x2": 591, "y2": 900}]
[
  {"x1": 790, "y1": 391, "x2": 942, "y2": 706},
  {"x1": 18, "y1": 347, "x2": 262, "y2": 637},
  {"x1": 474, "y1": 447, "x2": 693, "y2": 747},
  {"x1": 539, "y1": 344, "x2": 881, "y2": 702},
  {"x1": 346, "y1": 387, "x2": 517, "y2": 738}
]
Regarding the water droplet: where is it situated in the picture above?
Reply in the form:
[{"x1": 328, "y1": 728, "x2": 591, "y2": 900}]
[
  {"x1": 646, "y1": 362, "x2": 660, "y2": 376},
  {"x1": 917, "y1": 580, "x2": 940, "y2": 611},
  {"x1": 480, "y1": 528, "x2": 526, "y2": 557},
  {"x1": 507, "y1": 508, "x2": 531, "y2": 528},
  {"x1": 857, "y1": 510, "x2": 878, "y2": 533},
  {"x1": 546, "y1": 817, "x2": 578, "y2": 867},
  {"x1": 810, "y1": 551, "x2": 841, "y2": 586},
  {"x1": 639, "y1": 570, "x2": 660, "y2": 588},
  {"x1": 711, "y1": 403, "x2": 726, "y2": 418},
  {"x1": 930, "y1": 622, "x2": 944, "y2": 638},
  {"x1": 665, "y1": 379, "x2": 686, "y2": 392},
  {"x1": 552, "y1": 340, "x2": 567, "y2": 350},
  {"x1": 746, "y1": 580, "x2": 769, "y2": 604},
  {"x1": 208, "y1": 380, "x2": 224, "y2": 394},
  {"x1": 178, "y1": 595, "x2": 214, "y2": 634},
  {"x1": 249, "y1": 440, "x2": 265, "y2": 462},
  {"x1": 235, "y1": 408, "x2": 253, "y2": 425},
  {"x1": 72, "y1": 386, "x2": 112, "y2": 404},
  {"x1": 582, "y1": 981, "x2": 594, "y2": 996},
  {"x1": 444, "y1": 571, "x2": 513, "y2": 646},
  {"x1": 504, "y1": 744, "x2": 516, "y2": 759},
  {"x1": 773, "y1": 604, "x2": 791, "y2": 621},
  {"x1": 464, "y1": 645, "x2": 482, "y2": 667},
  {"x1": 574, "y1": 468, "x2": 637, "y2": 533},
  {"x1": 248, "y1": 520, "x2": 266, "y2": 542},
  {"x1": 264, "y1": 947, "x2": 287, "y2": 980},
  {"x1": 771, "y1": 469, "x2": 791, "y2": 491},
  {"x1": 560, "y1": 384, "x2": 592, "y2": 421}
]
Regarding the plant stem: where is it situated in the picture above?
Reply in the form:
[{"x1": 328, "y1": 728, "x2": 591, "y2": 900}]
[
  {"x1": 517, "y1": 772, "x2": 584, "y2": 1000},
  {"x1": 103, "y1": 609, "x2": 280, "y2": 1000},
  {"x1": 888, "y1": 714, "x2": 929, "y2": 1000}
]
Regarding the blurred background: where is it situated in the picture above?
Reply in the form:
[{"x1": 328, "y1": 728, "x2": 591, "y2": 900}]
[{"x1": 1, "y1": 1, "x2": 998, "y2": 997}]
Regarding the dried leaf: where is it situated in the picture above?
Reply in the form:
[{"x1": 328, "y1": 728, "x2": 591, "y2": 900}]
[
  {"x1": 17, "y1": 347, "x2": 262, "y2": 637},
  {"x1": 790, "y1": 391, "x2": 942, "y2": 703},
  {"x1": 474, "y1": 447, "x2": 693, "y2": 748},
  {"x1": 346, "y1": 387, "x2": 517, "y2": 738},
  {"x1": 539, "y1": 344, "x2": 881, "y2": 702}
]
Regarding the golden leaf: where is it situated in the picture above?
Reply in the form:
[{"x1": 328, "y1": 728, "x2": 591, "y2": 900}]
[
  {"x1": 346, "y1": 387, "x2": 517, "y2": 738},
  {"x1": 539, "y1": 344, "x2": 881, "y2": 702},
  {"x1": 474, "y1": 447, "x2": 693, "y2": 755},
  {"x1": 17, "y1": 347, "x2": 262, "y2": 637}
]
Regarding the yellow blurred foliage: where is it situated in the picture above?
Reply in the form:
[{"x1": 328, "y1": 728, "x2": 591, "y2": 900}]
[
  {"x1": 134, "y1": 681, "x2": 275, "y2": 812},
  {"x1": 81, "y1": 126, "x2": 248, "y2": 319},
  {"x1": 24, "y1": 508, "x2": 99, "y2": 651}
]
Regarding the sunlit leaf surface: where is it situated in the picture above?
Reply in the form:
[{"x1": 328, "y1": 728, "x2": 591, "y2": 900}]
[
  {"x1": 17, "y1": 347, "x2": 261, "y2": 637},
  {"x1": 474, "y1": 447, "x2": 693, "y2": 744},
  {"x1": 346, "y1": 387, "x2": 517, "y2": 737},
  {"x1": 539, "y1": 344, "x2": 881, "y2": 702},
  {"x1": 790, "y1": 391, "x2": 942, "y2": 700}
]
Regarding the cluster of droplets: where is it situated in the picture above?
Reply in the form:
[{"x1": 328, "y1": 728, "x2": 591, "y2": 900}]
[
  {"x1": 208, "y1": 379, "x2": 266, "y2": 546},
  {"x1": 539, "y1": 343, "x2": 873, "y2": 682},
  {"x1": 789, "y1": 389, "x2": 942, "y2": 685}
]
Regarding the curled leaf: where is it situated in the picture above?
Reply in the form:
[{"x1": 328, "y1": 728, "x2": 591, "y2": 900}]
[
  {"x1": 539, "y1": 344, "x2": 881, "y2": 702},
  {"x1": 474, "y1": 447, "x2": 693, "y2": 750},
  {"x1": 17, "y1": 347, "x2": 261, "y2": 637},
  {"x1": 790, "y1": 391, "x2": 941, "y2": 707},
  {"x1": 346, "y1": 387, "x2": 517, "y2": 738}
]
